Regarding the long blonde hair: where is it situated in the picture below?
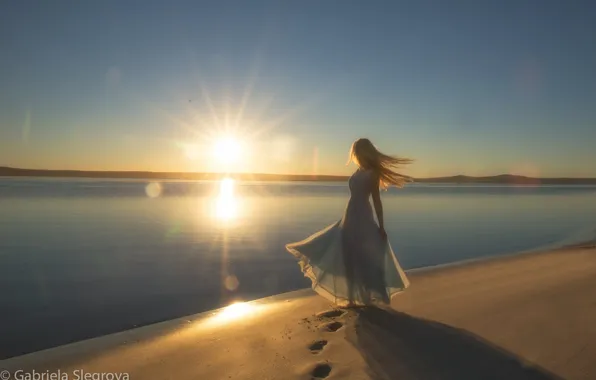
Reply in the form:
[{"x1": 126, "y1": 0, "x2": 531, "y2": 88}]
[{"x1": 347, "y1": 138, "x2": 413, "y2": 189}]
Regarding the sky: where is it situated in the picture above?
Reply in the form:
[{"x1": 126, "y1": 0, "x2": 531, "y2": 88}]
[{"x1": 1, "y1": 0, "x2": 595, "y2": 178}]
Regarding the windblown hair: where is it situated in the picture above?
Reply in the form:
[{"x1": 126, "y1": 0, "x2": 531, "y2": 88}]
[{"x1": 348, "y1": 138, "x2": 413, "y2": 189}]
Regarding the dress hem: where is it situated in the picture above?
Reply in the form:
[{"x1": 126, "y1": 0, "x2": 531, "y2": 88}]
[{"x1": 285, "y1": 244, "x2": 408, "y2": 307}]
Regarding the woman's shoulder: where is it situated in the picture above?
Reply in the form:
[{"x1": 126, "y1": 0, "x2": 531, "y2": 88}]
[{"x1": 353, "y1": 167, "x2": 379, "y2": 178}]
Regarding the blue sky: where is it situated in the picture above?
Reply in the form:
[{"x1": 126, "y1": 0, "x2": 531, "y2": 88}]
[{"x1": 1, "y1": 0, "x2": 595, "y2": 177}]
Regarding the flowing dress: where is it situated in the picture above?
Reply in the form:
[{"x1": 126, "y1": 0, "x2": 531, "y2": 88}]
[{"x1": 286, "y1": 168, "x2": 409, "y2": 306}]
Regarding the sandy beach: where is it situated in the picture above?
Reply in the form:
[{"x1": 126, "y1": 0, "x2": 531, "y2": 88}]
[{"x1": 2, "y1": 244, "x2": 595, "y2": 380}]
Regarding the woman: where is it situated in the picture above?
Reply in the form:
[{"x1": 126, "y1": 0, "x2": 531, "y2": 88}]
[{"x1": 286, "y1": 138, "x2": 412, "y2": 308}]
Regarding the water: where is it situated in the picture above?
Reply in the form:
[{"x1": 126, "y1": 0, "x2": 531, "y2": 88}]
[{"x1": 1, "y1": 177, "x2": 596, "y2": 358}]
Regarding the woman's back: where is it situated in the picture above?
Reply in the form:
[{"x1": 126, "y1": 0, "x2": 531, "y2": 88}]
[
  {"x1": 348, "y1": 169, "x2": 374, "y2": 201},
  {"x1": 345, "y1": 169, "x2": 376, "y2": 224}
]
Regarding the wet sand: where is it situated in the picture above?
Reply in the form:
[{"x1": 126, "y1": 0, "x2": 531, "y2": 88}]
[{"x1": 3, "y1": 244, "x2": 595, "y2": 379}]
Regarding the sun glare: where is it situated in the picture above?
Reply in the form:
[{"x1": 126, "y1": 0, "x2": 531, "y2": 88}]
[
  {"x1": 223, "y1": 302, "x2": 253, "y2": 318},
  {"x1": 213, "y1": 137, "x2": 242, "y2": 164},
  {"x1": 198, "y1": 301, "x2": 265, "y2": 328},
  {"x1": 212, "y1": 302, "x2": 256, "y2": 323}
]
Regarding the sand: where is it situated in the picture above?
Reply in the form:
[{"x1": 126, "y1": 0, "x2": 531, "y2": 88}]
[{"x1": 2, "y1": 244, "x2": 595, "y2": 380}]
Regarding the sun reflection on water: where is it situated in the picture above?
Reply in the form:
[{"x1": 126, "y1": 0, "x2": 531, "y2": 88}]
[{"x1": 214, "y1": 178, "x2": 239, "y2": 221}]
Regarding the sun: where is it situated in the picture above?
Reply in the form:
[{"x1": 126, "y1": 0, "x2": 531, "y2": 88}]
[{"x1": 212, "y1": 136, "x2": 243, "y2": 165}]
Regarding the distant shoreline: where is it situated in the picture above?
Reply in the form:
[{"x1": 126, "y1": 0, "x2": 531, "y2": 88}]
[{"x1": 1, "y1": 166, "x2": 596, "y2": 185}]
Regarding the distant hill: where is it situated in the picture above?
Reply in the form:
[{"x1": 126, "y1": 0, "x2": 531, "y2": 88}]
[
  {"x1": 415, "y1": 174, "x2": 596, "y2": 185},
  {"x1": 1, "y1": 167, "x2": 596, "y2": 185}
]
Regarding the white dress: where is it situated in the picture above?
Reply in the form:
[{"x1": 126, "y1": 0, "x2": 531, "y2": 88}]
[{"x1": 286, "y1": 168, "x2": 410, "y2": 306}]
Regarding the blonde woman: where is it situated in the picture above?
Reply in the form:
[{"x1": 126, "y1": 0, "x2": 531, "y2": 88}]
[{"x1": 286, "y1": 138, "x2": 412, "y2": 308}]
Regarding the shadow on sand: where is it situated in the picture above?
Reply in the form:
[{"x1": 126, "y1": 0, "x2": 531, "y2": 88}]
[{"x1": 347, "y1": 307, "x2": 563, "y2": 380}]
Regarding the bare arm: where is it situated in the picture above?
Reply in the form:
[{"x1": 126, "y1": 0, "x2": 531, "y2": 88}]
[{"x1": 371, "y1": 172, "x2": 384, "y2": 230}]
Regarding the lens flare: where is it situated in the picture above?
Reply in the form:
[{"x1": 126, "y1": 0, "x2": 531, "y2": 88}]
[
  {"x1": 145, "y1": 182, "x2": 162, "y2": 198},
  {"x1": 224, "y1": 275, "x2": 240, "y2": 291}
]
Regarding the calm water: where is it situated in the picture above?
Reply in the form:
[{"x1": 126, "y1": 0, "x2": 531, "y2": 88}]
[{"x1": 1, "y1": 177, "x2": 596, "y2": 358}]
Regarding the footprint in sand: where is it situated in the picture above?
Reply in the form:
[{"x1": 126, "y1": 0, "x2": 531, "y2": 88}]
[
  {"x1": 322, "y1": 321, "x2": 343, "y2": 332},
  {"x1": 313, "y1": 309, "x2": 346, "y2": 332},
  {"x1": 308, "y1": 340, "x2": 328, "y2": 354},
  {"x1": 315, "y1": 309, "x2": 346, "y2": 319},
  {"x1": 311, "y1": 363, "x2": 332, "y2": 379},
  {"x1": 302, "y1": 309, "x2": 346, "y2": 378}
]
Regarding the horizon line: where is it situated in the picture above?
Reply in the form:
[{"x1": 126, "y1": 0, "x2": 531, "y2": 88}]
[{"x1": 1, "y1": 166, "x2": 596, "y2": 182}]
